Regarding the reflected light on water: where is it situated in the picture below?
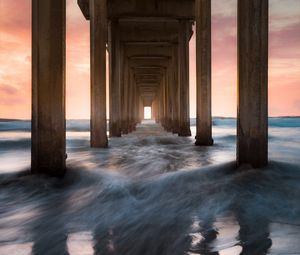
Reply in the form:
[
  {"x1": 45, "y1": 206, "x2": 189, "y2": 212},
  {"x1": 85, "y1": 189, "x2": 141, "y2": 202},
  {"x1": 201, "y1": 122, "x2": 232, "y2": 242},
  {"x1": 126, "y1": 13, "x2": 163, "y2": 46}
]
[
  {"x1": 67, "y1": 232, "x2": 94, "y2": 255},
  {"x1": 0, "y1": 120, "x2": 300, "y2": 255},
  {"x1": 269, "y1": 222, "x2": 300, "y2": 254},
  {"x1": 0, "y1": 243, "x2": 33, "y2": 255},
  {"x1": 219, "y1": 245, "x2": 242, "y2": 255}
]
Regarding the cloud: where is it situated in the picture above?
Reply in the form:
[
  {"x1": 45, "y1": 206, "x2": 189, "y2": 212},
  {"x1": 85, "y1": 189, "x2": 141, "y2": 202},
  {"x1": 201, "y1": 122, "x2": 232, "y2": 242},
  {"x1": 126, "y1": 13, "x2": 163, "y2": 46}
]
[
  {"x1": 0, "y1": 0, "x2": 299, "y2": 118},
  {"x1": 0, "y1": 84, "x2": 19, "y2": 95},
  {"x1": 295, "y1": 100, "x2": 300, "y2": 111},
  {"x1": 270, "y1": 22, "x2": 300, "y2": 59}
]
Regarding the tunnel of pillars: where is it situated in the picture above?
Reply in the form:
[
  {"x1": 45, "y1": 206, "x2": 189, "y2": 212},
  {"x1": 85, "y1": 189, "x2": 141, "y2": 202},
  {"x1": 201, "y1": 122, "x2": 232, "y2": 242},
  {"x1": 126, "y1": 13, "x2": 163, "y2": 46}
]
[{"x1": 31, "y1": 0, "x2": 268, "y2": 176}]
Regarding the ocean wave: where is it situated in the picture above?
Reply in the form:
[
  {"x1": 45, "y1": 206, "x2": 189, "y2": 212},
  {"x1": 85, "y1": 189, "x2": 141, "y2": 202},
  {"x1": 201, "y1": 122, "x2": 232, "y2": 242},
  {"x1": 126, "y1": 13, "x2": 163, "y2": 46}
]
[
  {"x1": 0, "y1": 161, "x2": 299, "y2": 255},
  {"x1": 1, "y1": 117, "x2": 299, "y2": 132},
  {"x1": 0, "y1": 120, "x2": 299, "y2": 254}
]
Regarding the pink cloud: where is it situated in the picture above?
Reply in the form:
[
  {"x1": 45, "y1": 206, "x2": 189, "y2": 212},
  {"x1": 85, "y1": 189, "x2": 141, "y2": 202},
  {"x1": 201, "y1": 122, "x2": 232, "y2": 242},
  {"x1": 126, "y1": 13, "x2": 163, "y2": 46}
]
[
  {"x1": 0, "y1": 0, "x2": 299, "y2": 119},
  {"x1": 0, "y1": 84, "x2": 19, "y2": 95}
]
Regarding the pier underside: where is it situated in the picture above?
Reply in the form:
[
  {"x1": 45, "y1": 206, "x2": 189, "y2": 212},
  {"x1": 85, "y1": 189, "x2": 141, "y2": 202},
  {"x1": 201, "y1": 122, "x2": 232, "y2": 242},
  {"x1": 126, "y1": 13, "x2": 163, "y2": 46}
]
[{"x1": 31, "y1": 0, "x2": 269, "y2": 175}]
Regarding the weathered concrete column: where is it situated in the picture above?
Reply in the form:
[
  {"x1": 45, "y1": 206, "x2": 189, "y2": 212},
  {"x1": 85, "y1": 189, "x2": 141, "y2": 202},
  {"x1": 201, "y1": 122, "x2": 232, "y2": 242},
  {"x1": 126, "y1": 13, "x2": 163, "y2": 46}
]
[
  {"x1": 163, "y1": 72, "x2": 167, "y2": 129},
  {"x1": 237, "y1": 0, "x2": 268, "y2": 168},
  {"x1": 135, "y1": 89, "x2": 139, "y2": 124},
  {"x1": 31, "y1": 0, "x2": 66, "y2": 176},
  {"x1": 139, "y1": 94, "x2": 144, "y2": 123},
  {"x1": 195, "y1": 0, "x2": 213, "y2": 146},
  {"x1": 178, "y1": 20, "x2": 191, "y2": 136},
  {"x1": 162, "y1": 73, "x2": 167, "y2": 128},
  {"x1": 156, "y1": 93, "x2": 159, "y2": 122},
  {"x1": 90, "y1": 0, "x2": 108, "y2": 148},
  {"x1": 166, "y1": 67, "x2": 173, "y2": 132},
  {"x1": 171, "y1": 44, "x2": 180, "y2": 134},
  {"x1": 133, "y1": 80, "x2": 138, "y2": 129},
  {"x1": 152, "y1": 98, "x2": 157, "y2": 121},
  {"x1": 159, "y1": 82, "x2": 164, "y2": 124},
  {"x1": 121, "y1": 56, "x2": 129, "y2": 134},
  {"x1": 108, "y1": 20, "x2": 122, "y2": 137},
  {"x1": 128, "y1": 68, "x2": 134, "y2": 132}
]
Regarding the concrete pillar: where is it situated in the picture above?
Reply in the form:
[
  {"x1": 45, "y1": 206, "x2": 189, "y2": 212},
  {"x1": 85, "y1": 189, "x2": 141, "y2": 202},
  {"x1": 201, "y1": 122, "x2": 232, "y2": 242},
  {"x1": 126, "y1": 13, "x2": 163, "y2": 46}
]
[
  {"x1": 178, "y1": 20, "x2": 191, "y2": 136},
  {"x1": 90, "y1": 0, "x2": 108, "y2": 148},
  {"x1": 166, "y1": 67, "x2": 173, "y2": 132},
  {"x1": 139, "y1": 94, "x2": 144, "y2": 123},
  {"x1": 31, "y1": 0, "x2": 66, "y2": 176},
  {"x1": 171, "y1": 44, "x2": 180, "y2": 134},
  {"x1": 133, "y1": 80, "x2": 138, "y2": 130},
  {"x1": 152, "y1": 99, "x2": 157, "y2": 121},
  {"x1": 159, "y1": 82, "x2": 164, "y2": 124},
  {"x1": 164, "y1": 71, "x2": 168, "y2": 129},
  {"x1": 128, "y1": 69, "x2": 134, "y2": 132},
  {"x1": 122, "y1": 56, "x2": 129, "y2": 134},
  {"x1": 108, "y1": 20, "x2": 122, "y2": 137},
  {"x1": 162, "y1": 73, "x2": 167, "y2": 129},
  {"x1": 195, "y1": 0, "x2": 213, "y2": 146},
  {"x1": 237, "y1": 0, "x2": 268, "y2": 168},
  {"x1": 154, "y1": 97, "x2": 159, "y2": 123}
]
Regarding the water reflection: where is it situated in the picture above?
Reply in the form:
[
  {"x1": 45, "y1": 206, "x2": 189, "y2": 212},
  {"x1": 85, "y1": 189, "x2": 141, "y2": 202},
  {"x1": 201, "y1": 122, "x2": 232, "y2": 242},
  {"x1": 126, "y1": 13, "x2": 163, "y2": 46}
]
[
  {"x1": 0, "y1": 242, "x2": 33, "y2": 255},
  {"x1": 188, "y1": 214, "x2": 271, "y2": 255},
  {"x1": 237, "y1": 212, "x2": 272, "y2": 255},
  {"x1": 31, "y1": 192, "x2": 70, "y2": 255},
  {"x1": 93, "y1": 227, "x2": 116, "y2": 255},
  {"x1": 189, "y1": 217, "x2": 219, "y2": 255},
  {"x1": 67, "y1": 232, "x2": 94, "y2": 255},
  {"x1": 1, "y1": 162, "x2": 299, "y2": 255},
  {"x1": 0, "y1": 122, "x2": 300, "y2": 255}
]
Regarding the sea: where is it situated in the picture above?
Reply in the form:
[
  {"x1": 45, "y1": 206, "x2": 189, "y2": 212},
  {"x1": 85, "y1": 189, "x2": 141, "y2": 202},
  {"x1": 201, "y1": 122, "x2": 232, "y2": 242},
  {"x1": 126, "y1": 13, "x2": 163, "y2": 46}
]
[{"x1": 0, "y1": 117, "x2": 299, "y2": 255}]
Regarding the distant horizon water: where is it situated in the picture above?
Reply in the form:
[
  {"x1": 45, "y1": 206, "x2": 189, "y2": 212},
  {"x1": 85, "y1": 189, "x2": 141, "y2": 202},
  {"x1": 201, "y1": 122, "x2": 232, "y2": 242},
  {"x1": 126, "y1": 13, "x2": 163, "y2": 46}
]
[{"x1": 1, "y1": 116, "x2": 300, "y2": 121}]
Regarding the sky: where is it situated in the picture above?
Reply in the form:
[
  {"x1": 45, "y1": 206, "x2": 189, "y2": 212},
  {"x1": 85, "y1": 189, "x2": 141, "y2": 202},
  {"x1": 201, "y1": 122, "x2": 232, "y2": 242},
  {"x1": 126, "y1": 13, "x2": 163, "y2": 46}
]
[{"x1": 0, "y1": 0, "x2": 299, "y2": 119}]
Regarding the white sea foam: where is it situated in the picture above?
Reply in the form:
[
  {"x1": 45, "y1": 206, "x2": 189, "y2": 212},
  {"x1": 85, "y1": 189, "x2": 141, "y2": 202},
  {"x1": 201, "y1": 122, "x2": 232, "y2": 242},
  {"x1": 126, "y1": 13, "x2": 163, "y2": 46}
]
[{"x1": 0, "y1": 118, "x2": 299, "y2": 255}]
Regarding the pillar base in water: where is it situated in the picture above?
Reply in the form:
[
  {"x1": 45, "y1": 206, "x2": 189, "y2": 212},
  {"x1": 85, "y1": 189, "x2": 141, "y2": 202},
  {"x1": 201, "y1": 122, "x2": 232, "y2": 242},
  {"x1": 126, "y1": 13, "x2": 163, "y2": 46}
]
[
  {"x1": 178, "y1": 126, "x2": 191, "y2": 137},
  {"x1": 31, "y1": 166, "x2": 67, "y2": 178},
  {"x1": 91, "y1": 140, "x2": 108, "y2": 148},
  {"x1": 195, "y1": 136, "x2": 214, "y2": 146}
]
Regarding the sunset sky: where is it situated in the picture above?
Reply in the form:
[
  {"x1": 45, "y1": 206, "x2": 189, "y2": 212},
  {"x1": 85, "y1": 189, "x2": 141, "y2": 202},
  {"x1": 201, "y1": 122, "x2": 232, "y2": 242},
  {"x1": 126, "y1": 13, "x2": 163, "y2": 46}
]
[{"x1": 0, "y1": 0, "x2": 299, "y2": 119}]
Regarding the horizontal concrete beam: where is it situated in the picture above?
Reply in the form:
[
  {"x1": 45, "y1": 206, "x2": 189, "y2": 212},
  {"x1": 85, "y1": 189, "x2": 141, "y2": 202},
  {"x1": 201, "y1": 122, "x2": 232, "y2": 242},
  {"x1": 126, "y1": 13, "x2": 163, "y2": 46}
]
[
  {"x1": 120, "y1": 20, "x2": 179, "y2": 43},
  {"x1": 129, "y1": 59, "x2": 170, "y2": 68},
  {"x1": 78, "y1": 0, "x2": 195, "y2": 20},
  {"x1": 136, "y1": 78, "x2": 161, "y2": 82},
  {"x1": 135, "y1": 74, "x2": 161, "y2": 78},
  {"x1": 137, "y1": 83, "x2": 160, "y2": 86},
  {"x1": 133, "y1": 67, "x2": 164, "y2": 73},
  {"x1": 125, "y1": 44, "x2": 173, "y2": 57},
  {"x1": 124, "y1": 41, "x2": 173, "y2": 46},
  {"x1": 129, "y1": 55, "x2": 171, "y2": 60}
]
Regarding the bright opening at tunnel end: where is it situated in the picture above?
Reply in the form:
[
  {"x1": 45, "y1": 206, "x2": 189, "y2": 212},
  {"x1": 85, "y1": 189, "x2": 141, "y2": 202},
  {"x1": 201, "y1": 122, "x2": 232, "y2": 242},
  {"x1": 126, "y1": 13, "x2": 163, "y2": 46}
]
[{"x1": 144, "y1": 107, "x2": 152, "y2": 120}]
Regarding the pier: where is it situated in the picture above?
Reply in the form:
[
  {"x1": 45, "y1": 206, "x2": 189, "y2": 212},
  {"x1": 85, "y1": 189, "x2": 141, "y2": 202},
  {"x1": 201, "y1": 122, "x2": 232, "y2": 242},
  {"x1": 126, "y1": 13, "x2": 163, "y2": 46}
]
[{"x1": 31, "y1": 0, "x2": 269, "y2": 176}]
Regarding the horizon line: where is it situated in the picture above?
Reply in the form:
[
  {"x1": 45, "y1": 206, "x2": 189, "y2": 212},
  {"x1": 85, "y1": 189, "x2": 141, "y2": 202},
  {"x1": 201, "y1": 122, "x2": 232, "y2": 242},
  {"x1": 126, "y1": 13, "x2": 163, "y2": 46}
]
[{"x1": 1, "y1": 116, "x2": 300, "y2": 121}]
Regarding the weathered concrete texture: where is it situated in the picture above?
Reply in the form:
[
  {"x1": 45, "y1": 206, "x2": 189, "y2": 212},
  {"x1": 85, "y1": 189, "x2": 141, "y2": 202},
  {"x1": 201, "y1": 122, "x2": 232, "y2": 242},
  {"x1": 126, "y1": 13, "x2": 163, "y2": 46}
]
[
  {"x1": 171, "y1": 44, "x2": 180, "y2": 134},
  {"x1": 109, "y1": 20, "x2": 122, "y2": 137},
  {"x1": 73, "y1": 0, "x2": 270, "y2": 169},
  {"x1": 78, "y1": 1, "x2": 195, "y2": 137},
  {"x1": 195, "y1": 0, "x2": 213, "y2": 146},
  {"x1": 78, "y1": 0, "x2": 195, "y2": 20},
  {"x1": 237, "y1": 0, "x2": 269, "y2": 168},
  {"x1": 178, "y1": 20, "x2": 192, "y2": 137},
  {"x1": 121, "y1": 55, "x2": 130, "y2": 134},
  {"x1": 90, "y1": 0, "x2": 108, "y2": 148},
  {"x1": 31, "y1": 0, "x2": 66, "y2": 176},
  {"x1": 28, "y1": 0, "x2": 270, "y2": 177}
]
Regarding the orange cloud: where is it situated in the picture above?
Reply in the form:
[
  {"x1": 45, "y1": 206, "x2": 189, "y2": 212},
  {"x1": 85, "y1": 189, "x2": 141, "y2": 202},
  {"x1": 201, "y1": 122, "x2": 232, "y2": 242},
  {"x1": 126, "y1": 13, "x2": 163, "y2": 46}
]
[{"x1": 0, "y1": 0, "x2": 299, "y2": 119}]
